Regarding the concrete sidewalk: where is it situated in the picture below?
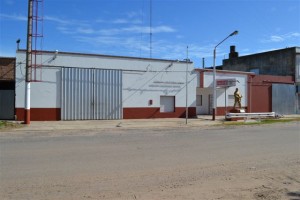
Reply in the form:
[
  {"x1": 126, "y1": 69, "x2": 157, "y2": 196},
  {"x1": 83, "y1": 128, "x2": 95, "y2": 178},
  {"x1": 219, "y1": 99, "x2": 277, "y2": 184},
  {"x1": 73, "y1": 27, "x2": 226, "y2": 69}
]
[
  {"x1": 12, "y1": 116, "x2": 224, "y2": 131},
  {"x1": 6, "y1": 114, "x2": 300, "y2": 132}
]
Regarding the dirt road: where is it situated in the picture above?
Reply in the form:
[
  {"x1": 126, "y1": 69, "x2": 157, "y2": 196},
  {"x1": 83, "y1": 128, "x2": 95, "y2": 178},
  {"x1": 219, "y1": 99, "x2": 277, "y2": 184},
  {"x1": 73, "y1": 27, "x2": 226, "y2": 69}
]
[{"x1": 1, "y1": 122, "x2": 299, "y2": 200}]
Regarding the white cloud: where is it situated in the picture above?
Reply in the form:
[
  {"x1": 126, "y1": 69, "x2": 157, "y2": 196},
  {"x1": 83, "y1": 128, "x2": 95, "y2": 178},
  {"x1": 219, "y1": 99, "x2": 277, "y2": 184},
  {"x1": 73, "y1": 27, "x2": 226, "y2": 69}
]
[
  {"x1": 76, "y1": 27, "x2": 95, "y2": 34},
  {"x1": 56, "y1": 26, "x2": 73, "y2": 34},
  {"x1": 123, "y1": 25, "x2": 176, "y2": 34},
  {"x1": 112, "y1": 19, "x2": 129, "y2": 24},
  {"x1": 68, "y1": 25, "x2": 176, "y2": 36},
  {"x1": 290, "y1": 32, "x2": 300, "y2": 37},
  {"x1": 176, "y1": 35, "x2": 184, "y2": 39},
  {"x1": 4, "y1": 0, "x2": 14, "y2": 5},
  {"x1": 0, "y1": 13, "x2": 27, "y2": 21},
  {"x1": 74, "y1": 33, "x2": 213, "y2": 64},
  {"x1": 126, "y1": 11, "x2": 143, "y2": 19},
  {"x1": 262, "y1": 32, "x2": 300, "y2": 43},
  {"x1": 270, "y1": 35, "x2": 284, "y2": 42},
  {"x1": 44, "y1": 16, "x2": 71, "y2": 24},
  {"x1": 111, "y1": 18, "x2": 142, "y2": 24}
]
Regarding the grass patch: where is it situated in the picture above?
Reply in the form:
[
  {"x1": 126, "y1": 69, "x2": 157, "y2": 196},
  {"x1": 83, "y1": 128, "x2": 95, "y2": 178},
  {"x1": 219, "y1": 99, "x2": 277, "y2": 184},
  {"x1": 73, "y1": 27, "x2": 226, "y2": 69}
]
[
  {"x1": 0, "y1": 121, "x2": 23, "y2": 130},
  {"x1": 0, "y1": 121, "x2": 5, "y2": 128},
  {"x1": 222, "y1": 117, "x2": 300, "y2": 126}
]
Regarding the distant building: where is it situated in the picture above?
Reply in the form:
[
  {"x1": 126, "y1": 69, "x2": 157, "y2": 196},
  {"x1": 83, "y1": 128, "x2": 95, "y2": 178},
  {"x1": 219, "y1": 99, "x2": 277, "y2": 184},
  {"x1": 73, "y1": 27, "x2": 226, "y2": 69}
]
[
  {"x1": 222, "y1": 46, "x2": 300, "y2": 79},
  {"x1": 0, "y1": 57, "x2": 15, "y2": 119}
]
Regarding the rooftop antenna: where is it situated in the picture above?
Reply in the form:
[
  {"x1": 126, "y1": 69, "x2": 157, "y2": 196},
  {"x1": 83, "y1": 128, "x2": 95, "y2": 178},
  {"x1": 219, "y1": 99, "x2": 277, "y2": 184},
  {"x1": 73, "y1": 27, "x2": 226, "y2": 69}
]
[
  {"x1": 149, "y1": 0, "x2": 152, "y2": 58},
  {"x1": 16, "y1": 39, "x2": 21, "y2": 50}
]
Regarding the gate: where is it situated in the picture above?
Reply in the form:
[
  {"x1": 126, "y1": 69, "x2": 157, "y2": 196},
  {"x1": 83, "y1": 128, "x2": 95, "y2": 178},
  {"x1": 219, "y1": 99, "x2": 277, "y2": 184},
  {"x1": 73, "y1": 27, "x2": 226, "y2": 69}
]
[
  {"x1": 0, "y1": 81, "x2": 15, "y2": 120},
  {"x1": 0, "y1": 90, "x2": 15, "y2": 120},
  {"x1": 61, "y1": 67, "x2": 122, "y2": 120},
  {"x1": 272, "y1": 84, "x2": 296, "y2": 114}
]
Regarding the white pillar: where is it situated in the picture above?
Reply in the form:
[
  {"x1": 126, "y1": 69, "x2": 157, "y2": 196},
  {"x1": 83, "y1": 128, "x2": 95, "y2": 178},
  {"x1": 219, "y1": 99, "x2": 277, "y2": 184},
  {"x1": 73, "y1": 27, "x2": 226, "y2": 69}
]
[{"x1": 25, "y1": 82, "x2": 31, "y2": 124}]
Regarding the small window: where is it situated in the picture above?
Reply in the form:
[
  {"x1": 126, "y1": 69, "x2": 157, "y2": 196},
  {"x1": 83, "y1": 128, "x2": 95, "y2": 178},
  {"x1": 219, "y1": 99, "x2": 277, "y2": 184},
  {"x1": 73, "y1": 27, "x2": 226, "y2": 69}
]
[
  {"x1": 160, "y1": 96, "x2": 175, "y2": 112},
  {"x1": 196, "y1": 95, "x2": 202, "y2": 106}
]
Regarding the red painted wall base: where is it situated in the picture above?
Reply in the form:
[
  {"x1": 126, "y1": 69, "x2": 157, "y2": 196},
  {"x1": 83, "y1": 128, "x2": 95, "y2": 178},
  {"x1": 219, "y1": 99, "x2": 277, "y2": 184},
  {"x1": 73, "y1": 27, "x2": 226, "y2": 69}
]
[
  {"x1": 16, "y1": 108, "x2": 61, "y2": 121},
  {"x1": 15, "y1": 107, "x2": 197, "y2": 121},
  {"x1": 123, "y1": 107, "x2": 196, "y2": 119}
]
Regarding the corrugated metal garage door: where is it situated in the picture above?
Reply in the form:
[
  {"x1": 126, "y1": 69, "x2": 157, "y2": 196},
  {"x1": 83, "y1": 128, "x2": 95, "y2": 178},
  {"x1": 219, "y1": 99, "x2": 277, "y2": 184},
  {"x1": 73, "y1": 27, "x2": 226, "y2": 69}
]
[
  {"x1": 61, "y1": 67, "x2": 122, "y2": 120},
  {"x1": 272, "y1": 84, "x2": 296, "y2": 115}
]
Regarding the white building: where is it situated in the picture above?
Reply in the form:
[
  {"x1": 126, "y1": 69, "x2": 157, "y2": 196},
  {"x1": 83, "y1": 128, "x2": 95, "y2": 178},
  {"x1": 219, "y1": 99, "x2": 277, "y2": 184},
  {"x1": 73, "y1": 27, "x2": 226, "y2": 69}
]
[
  {"x1": 196, "y1": 69, "x2": 253, "y2": 115},
  {"x1": 15, "y1": 50, "x2": 197, "y2": 121}
]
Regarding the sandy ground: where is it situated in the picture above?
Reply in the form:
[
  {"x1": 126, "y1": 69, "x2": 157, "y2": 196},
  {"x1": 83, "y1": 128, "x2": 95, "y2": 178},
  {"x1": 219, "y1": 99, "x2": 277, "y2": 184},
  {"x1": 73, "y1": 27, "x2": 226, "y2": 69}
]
[{"x1": 0, "y1": 122, "x2": 299, "y2": 200}]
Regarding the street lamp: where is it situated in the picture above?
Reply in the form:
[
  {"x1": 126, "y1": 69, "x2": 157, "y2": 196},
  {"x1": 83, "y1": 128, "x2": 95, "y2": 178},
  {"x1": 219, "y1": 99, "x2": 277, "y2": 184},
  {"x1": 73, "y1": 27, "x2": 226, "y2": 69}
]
[{"x1": 212, "y1": 30, "x2": 238, "y2": 120}]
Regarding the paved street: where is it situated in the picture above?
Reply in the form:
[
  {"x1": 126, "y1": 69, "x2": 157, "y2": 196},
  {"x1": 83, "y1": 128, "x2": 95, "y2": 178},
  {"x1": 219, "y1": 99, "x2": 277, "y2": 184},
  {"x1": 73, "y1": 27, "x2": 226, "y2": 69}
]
[{"x1": 0, "y1": 122, "x2": 299, "y2": 200}]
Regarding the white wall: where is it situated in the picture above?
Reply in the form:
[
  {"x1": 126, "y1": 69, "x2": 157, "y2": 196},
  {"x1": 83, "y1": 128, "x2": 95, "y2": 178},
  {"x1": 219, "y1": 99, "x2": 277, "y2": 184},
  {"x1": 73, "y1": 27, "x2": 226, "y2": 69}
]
[
  {"x1": 196, "y1": 71, "x2": 249, "y2": 114},
  {"x1": 203, "y1": 71, "x2": 248, "y2": 107},
  {"x1": 16, "y1": 51, "x2": 196, "y2": 110},
  {"x1": 196, "y1": 87, "x2": 212, "y2": 114},
  {"x1": 123, "y1": 69, "x2": 196, "y2": 108},
  {"x1": 16, "y1": 53, "x2": 61, "y2": 108}
]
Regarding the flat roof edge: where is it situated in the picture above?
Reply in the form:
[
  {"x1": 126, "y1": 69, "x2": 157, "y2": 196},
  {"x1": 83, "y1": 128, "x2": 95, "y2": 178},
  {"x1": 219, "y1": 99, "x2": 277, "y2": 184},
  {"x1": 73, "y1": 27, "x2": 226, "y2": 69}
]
[
  {"x1": 16, "y1": 49, "x2": 193, "y2": 64},
  {"x1": 194, "y1": 68, "x2": 255, "y2": 75}
]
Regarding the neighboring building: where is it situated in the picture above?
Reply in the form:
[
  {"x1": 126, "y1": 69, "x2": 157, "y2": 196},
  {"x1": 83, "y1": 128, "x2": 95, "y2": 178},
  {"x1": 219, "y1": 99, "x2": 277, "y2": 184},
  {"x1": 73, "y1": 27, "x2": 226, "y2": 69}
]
[
  {"x1": 15, "y1": 50, "x2": 197, "y2": 121},
  {"x1": 222, "y1": 46, "x2": 300, "y2": 78},
  {"x1": 221, "y1": 46, "x2": 300, "y2": 114},
  {"x1": 196, "y1": 69, "x2": 252, "y2": 115},
  {"x1": 250, "y1": 75, "x2": 295, "y2": 114},
  {"x1": 0, "y1": 57, "x2": 15, "y2": 119},
  {"x1": 196, "y1": 69, "x2": 297, "y2": 115}
]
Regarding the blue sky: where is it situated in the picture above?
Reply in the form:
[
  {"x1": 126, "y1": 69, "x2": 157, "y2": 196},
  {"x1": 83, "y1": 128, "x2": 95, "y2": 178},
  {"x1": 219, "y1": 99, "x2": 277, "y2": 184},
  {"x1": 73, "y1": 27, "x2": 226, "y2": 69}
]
[{"x1": 0, "y1": 0, "x2": 299, "y2": 67}]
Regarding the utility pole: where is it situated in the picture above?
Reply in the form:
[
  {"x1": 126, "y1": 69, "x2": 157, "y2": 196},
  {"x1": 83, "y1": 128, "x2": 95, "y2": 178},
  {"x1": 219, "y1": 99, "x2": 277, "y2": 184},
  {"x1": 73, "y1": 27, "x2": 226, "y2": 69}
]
[{"x1": 185, "y1": 46, "x2": 189, "y2": 124}]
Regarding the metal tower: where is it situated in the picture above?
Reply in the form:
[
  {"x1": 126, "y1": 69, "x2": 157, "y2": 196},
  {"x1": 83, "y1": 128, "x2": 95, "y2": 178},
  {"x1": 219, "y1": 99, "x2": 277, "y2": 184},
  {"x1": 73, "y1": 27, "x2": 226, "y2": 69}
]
[{"x1": 25, "y1": 0, "x2": 44, "y2": 124}]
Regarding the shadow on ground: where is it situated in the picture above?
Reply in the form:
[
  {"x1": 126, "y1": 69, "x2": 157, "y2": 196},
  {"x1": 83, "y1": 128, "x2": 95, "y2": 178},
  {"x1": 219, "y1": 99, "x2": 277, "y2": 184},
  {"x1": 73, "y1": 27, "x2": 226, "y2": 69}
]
[{"x1": 287, "y1": 191, "x2": 300, "y2": 200}]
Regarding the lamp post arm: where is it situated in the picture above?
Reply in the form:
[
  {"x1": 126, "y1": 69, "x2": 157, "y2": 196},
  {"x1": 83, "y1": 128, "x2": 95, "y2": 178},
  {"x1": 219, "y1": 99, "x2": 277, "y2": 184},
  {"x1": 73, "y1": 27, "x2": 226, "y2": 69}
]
[
  {"x1": 215, "y1": 34, "x2": 232, "y2": 50},
  {"x1": 211, "y1": 30, "x2": 238, "y2": 121},
  {"x1": 215, "y1": 30, "x2": 238, "y2": 49}
]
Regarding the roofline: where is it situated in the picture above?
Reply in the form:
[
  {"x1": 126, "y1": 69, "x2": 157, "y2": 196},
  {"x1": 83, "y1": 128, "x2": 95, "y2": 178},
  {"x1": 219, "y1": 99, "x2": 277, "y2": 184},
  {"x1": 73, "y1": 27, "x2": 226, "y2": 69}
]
[
  {"x1": 194, "y1": 68, "x2": 255, "y2": 75},
  {"x1": 224, "y1": 46, "x2": 300, "y2": 61},
  {"x1": 17, "y1": 49, "x2": 193, "y2": 64},
  {"x1": 0, "y1": 56, "x2": 16, "y2": 59}
]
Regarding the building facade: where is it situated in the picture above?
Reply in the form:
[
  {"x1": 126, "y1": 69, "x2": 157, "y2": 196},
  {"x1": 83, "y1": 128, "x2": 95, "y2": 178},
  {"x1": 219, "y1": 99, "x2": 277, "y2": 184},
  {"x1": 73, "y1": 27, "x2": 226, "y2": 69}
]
[
  {"x1": 222, "y1": 46, "x2": 299, "y2": 77},
  {"x1": 15, "y1": 50, "x2": 197, "y2": 121},
  {"x1": 196, "y1": 69, "x2": 297, "y2": 115},
  {"x1": 196, "y1": 69, "x2": 251, "y2": 115},
  {"x1": 221, "y1": 46, "x2": 300, "y2": 114}
]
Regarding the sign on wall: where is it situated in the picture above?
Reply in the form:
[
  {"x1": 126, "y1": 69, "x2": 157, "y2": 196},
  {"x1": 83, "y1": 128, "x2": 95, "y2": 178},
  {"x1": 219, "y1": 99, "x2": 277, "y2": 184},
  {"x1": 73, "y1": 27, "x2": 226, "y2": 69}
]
[{"x1": 216, "y1": 79, "x2": 237, "y2": 87}]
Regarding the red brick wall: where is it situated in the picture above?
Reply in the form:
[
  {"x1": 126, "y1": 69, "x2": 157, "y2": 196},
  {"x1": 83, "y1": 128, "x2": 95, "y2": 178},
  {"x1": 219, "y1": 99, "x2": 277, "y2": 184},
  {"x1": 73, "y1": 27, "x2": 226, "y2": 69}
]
[{"x1": 250, "y1": 75, "x2": 294, "y2": 112}]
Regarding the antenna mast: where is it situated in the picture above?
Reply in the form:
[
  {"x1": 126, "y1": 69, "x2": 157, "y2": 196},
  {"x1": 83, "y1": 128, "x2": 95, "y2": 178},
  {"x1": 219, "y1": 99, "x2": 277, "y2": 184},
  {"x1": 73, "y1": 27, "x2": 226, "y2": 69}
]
[{"x1": 149, "y1": 0, "x2": 152, "y2": 58}]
